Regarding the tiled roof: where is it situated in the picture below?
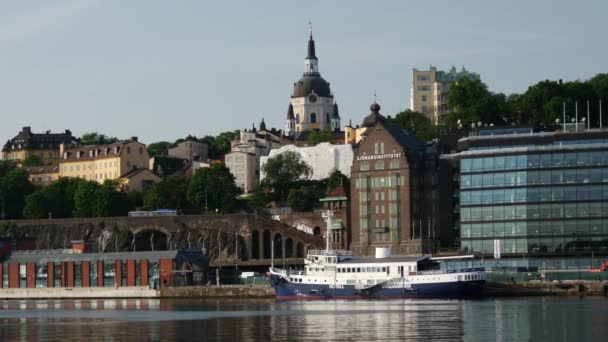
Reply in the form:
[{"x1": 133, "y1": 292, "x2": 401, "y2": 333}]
[
  {"x1": 119, "y1": 167, "x2": 158, "y2": 179},
  {"x1": 61, "y1": 141, "x2": 133, "y2": 161},
  {"x1": 26, "y1": 165, "x2": 60, "y2": 175}
]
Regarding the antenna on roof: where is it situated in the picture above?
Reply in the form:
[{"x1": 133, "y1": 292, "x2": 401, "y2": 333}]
[{"x1": 308, "y1": 21, "x2": 313, "y2": 38}]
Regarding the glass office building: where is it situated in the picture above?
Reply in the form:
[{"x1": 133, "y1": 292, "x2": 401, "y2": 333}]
[{"x1": 446, "y1": 128, "x2": 608, "y2": 257}]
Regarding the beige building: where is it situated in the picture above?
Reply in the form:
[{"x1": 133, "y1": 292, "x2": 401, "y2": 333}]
[
  {"x1": 225, "y1": 151, "x2": 258, "y2": 193},
  {"x1": 27, "y1": 165, "x2": 60, "y2": 187},
  {"x1": 119, "y1": 168, "x2": 161, "y2": 192},
  {"x1": 168, "y1": 138, "x2": 208, "y2": 163},
  {"x1": 59, "y1": 138, "x2": 152, "y2": 185},
  {"x1": 410, "y1": 66, "x2": 480, "y2": 125},
  {"x1": 2, "y1": 127, "x2": 77, "y2": 166}
]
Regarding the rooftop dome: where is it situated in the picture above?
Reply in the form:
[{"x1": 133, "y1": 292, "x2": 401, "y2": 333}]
[
  {"x1": 292, "y1": 75, "x2": 332, "y2": 98},
  {"x1": 362, "y1": 101, "x2": 387, "y2": 127}
]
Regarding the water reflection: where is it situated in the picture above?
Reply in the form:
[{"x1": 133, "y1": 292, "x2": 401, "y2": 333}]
[{"x1": 0, "y1": 298, "x2": 606, "y2": 341}]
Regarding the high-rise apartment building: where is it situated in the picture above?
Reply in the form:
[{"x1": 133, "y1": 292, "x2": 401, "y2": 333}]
[{"x1": 410, "y1": 66, "x2": 480, "y2": 125}]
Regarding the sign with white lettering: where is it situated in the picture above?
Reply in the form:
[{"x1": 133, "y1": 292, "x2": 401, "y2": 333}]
[
  {"x1": 356, "y1": 153, "x2": 403, "y2": 161},
  {"x1": 295, "y1": 222, "x2": 314, "y2": 235}
]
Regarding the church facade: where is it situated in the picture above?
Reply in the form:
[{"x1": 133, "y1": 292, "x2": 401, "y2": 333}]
[{"x1": 284, "y1": 29, "x2": 341, "y2": 137}]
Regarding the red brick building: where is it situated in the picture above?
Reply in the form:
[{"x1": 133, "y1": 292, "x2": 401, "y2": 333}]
[{"x1": 350, "y1": 102, "x2": 438, "y2": 256}]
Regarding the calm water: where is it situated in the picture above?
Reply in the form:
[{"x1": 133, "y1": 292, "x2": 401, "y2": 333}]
[{"x1": 1, "y1": 297, "x2": 607, "y2": 341}]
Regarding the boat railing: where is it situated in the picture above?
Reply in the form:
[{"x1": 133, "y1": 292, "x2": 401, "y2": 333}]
[
  {"x1": 269, "y1": 267, "x2": 288, "y2": 277},
  {"x1": 307, "y1": 249, "x2": 354, "y2": 257},
  {"x1": 416, "y1": 267, "x2": 485, "y2": 276}
]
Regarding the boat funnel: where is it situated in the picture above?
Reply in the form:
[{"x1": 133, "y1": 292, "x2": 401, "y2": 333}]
[{"x1": 375, "y1": 247, "x2": 391, "y2": 259}]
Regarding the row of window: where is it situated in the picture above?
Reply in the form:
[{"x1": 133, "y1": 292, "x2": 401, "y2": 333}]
[
  {"x1": 461, "y1": 219, "x2": 608, "y2": 239},
  {"x1": 468, "y1": 139, "x2": 608, "y2": 151},
  {"x1": 337, "y1": 266, "x2": 391, "y2": 273},
  {"x1": 461, "y1": 151, "x2": 608, "y2": 173},
  {"x1": 460, "y1": 185, "x2": 608, "y2": 205},
  {"x1": 461, "y1": 168, "x2": 608, "y2": 189},
  {"x1": 359, "y1": 190, "x2": 401, "y2": 202},
  {"x1": 461, "y1": 203, "x2": 608, "y2": 222},
  {"x1": 3, "y1": 261, "x2": 158, "y2": 289},
  {"x1": 461, "y1": 237, "x2": 608, "y2": 254},
  {"x1": 359, "y1": 160, "x2": 401, "y2": 171},
  {"x1": 63, "y1": 161, "x2": 118, "y2": 172},
  {"x1": 355, "y1": 175, "x2": 405, "y2": 189}
]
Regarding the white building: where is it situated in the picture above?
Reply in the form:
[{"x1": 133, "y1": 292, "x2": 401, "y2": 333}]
[{"x1": 260, "y1": 142, "x2": 353, "y2": 181}]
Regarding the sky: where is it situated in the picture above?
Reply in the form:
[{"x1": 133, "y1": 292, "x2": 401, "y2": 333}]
[{"x1": 0, "y1": 0, "x2": 607, "y2": 145}]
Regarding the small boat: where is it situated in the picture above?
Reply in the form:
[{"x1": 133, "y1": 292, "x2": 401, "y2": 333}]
[{"x1": 268, "y1": 248, "x2": 485, "y2": 299}]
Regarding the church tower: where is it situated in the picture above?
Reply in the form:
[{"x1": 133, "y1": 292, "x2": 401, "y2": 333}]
[{"x1": 289, "y1": 26, "x2": 335, "y2": 133}]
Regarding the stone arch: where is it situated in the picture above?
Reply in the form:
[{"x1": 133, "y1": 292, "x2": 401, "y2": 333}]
[
  {"x1": 251, "y1": 229, "x2": 260, "y2": 259},
  {"x1": 263, "y1": 229, "x2": 271, "y2": 259},
  {"x1": 313, "y1": 226, "x2": 321, "y2": 236},
  {"x1": 274, "y1": 233, "x2": 283, "y2": 259},
  {"x1": 133, "y1": 228, "x2": 168, "y2": 251},
  {"x1": 285, "y1": 238, "x2": 294, "y2": 258},
  {"x1": 296, "y1": 242, "x2": 304, "y2": 258}
]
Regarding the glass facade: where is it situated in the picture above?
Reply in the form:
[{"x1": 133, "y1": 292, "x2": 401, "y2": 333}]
[{"x1": 459, "y1": 147, "x2": 608, "y2": 256}]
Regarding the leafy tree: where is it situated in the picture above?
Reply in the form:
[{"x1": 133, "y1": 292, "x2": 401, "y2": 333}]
[
  {"x1": 326, "y1": 170, "x2": 350, "y2": 195},
  {"x1": 147, "y1": 141, "x2": 171, "y2": 158},
  {"x1": 0, "y1": 161, "x2": 16, "y2": 177},
  {"x1": 187, "y1": 163, "x2": 240, "y2": 213},
  {"x1": 73, "y1": 180, "x2": 102, "y2": 218},
  {"x1": 23, "y1": 177, "x2": 80, "y2": 219},
  {"x1": 447, "y1": 78, "x2": 509, "y2": 127},
  {"x1": 388, "y1": 110, "x2": 436, "y2": 141},
  {"x1": 244, "y1": 185, "x2": 272, "y2": 208},
  {"x1": 199, "y1": 130, "x2": 239, "y2": 160},
  {"x1": 80, "y1": 132, "x2": 120, "y2": 145},
  {"x1": 308, "y1": 129, "x2": 334, "y2": 144},
  {"x1": 261, "y1": 151, "x2": 312, "y2": 201},
  {"x1": 0, "y1": 169, "x2": 34, "y2": 219},
  {"x1": 21, "y1": 155, "x2": 44, "y2": 167},
  {"x1": 287, "y1": 187, "x2": 318, "y2": 212},
  {"x1": 143, "y1": 175, "x2": 190, "y2": 211},
  {"x1": 151, "y1": 156, "x2": 186, "y2": 177}
]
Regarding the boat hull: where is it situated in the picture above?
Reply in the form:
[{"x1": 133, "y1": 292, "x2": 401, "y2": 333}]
[{"x1": 270, "y1": 275, "x2": 484, "y2": 299}]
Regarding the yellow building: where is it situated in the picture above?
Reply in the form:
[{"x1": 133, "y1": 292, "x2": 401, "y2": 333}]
[
  {"x1": 26, "y1": 165, "x2": 60, "y2": 187},
  {"x1": 119, "y1": 168, "x2": 161, "y2": 192},
  {"x1": 410, "y1": 66, "x2": 480, "y2": 125},
  {"x1": 59, "y1": 138, "x2": 152, "y2": 185},
  {"x1": 2, "y1": 127, "x2": 77, "y2": 166}
]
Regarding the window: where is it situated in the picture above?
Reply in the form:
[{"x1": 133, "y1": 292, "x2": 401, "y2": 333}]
[
  {"x1": 374, "y1": 161, "x2": 384, "y2": 170},
  {"x1": 126, "y1": 147, "x2": 131, "y2": 154},
  {"x1": 310, "y1": 113, "x2": 317, "y2": 123},
  {"x1": 421, "y1": 95, "x2": 427, "y2": 102},
  {"x1": 360, "y1": 162, "x2": 370, "y2": 171},
  {"x1": 389, "y1": 160, "x2": 399, "y2": 169}
]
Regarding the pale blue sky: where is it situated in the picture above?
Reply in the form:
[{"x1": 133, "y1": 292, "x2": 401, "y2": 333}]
[{"x1": 1, "y1": 0, "x2": 606, "y2": 144}]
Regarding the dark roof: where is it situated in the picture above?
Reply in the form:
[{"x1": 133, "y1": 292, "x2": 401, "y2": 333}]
[
  {"x1": 362, "y1": 102, "x2": 388, "y2": 127},
  {"x1": 2, "y1": 126, "x2": 76, "y2": 152},
  {"x1": 332, "y1": 102, "x2": 340, "y2": 119},
  {"x1": 120, "y1": 167, "x2": 158, "y2": 179},
  {"x1": 26, "y1": 165, "x2": 60, "y2": 175},
  {"x1": 286, "y1": 103, "x2": 295, "y2": 119},
  {"x1": 339, "y1": 256, "x2": 428, "y2": 264},
  {"x1": 307, "y1": 33, "x2": 317, "y2": 59},
  {"x1": 385, "y1": 124, "x2": 424, "y2": 150},
  {"x1": 62, "y1": 140, "x2": 146, "y2": 162},
  {"x1": 292, "y1": 75, "x2": 332, "y2": 98},
  {"x1": 259, "y1": 118, "x2": 267, "y2": 131},
  {"x1": 5, "y1": 250, "x2": 179, "y2": 264}
]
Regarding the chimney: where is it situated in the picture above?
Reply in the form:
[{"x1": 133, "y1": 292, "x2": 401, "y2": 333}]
[
  {"x1": 22, "y1": 126, "x2": 32, "y2": 134},
  {"x1": 131, "y1": 136, "x2": 138, "y2": 142}
]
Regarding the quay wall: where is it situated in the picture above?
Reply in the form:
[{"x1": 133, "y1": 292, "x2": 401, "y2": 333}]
[
  {"x1": 0, "y1": 286, "x2": 157, "y2": 299},
  {"x1": 160, "y1": 285, "x2": 274, "y2": 298},
  {"x1": 483, "y1": 280, "x2": 608, "y2": 297}
]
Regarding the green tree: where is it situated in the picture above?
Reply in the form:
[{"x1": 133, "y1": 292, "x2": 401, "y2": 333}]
[
  {"x1": 0, "y1": 169, "x2": 34, "y2": 219},
  {"x1": 326, "y1": 170, "x2": 350, "y2": 195},
  {"x1": 21, "y1": 155, "x2": 44, "y2": 167},
  {"x1": 147, "y1": 141, "x2": 171, "y2": 158},
  {"x1": 287, "y1": 187, "x2": 318, "y2": 212},
  {"x1": 308, "y1": 129, "x2": 334, "y2": 144},
  {"x1": 73, "y1": 180, "x2": 102, "y2": 218},
  {"x1": 80, "y1": 132, "x2": 120, "y2": 145},
  {"x1": 261, "y1": 151, "x2": 312, "y2": 201},
  {"x1": 447, "y1": 78, "x2": 509, "y2": 127},
  {"x1": 199, "y1": 130, "x2": 239, "y2": 159},
  {"x1": 143, "y1": 175, "x2": 190, "y2": 211},
  {"x1": 187, "y1": 163, "x2": 240, "y2": 213},
  {"x1": 23, "y1": 177, "x2": 82, "y2": 219},
  {"x1": 95, "y1": 180, "x2": 130, "y2": 217},
  {"x1": 388, "y1": 110, "x2": 436, "y2": 141}
]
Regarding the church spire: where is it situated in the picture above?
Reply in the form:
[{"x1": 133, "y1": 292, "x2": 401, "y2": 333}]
[{"x1": 304, "y1": 23, "x2": 319, "y2": 75}]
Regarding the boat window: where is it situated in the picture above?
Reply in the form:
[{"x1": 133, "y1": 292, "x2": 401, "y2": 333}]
[
  {"x1": 382, "y1": 267, "x2": 386, "y2": 272},
  {"x1": 357, "y1": 268, "x2": 361, "y2": 273}
]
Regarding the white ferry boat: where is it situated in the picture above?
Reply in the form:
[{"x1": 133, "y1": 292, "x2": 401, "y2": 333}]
[{"x1": 268, "y1": 248, "x2": 485, "y2": 299}]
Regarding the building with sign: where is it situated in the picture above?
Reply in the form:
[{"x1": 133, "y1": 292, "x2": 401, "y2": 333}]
[
  {"x1": 350, "y1": 102, "x2": 440, "y2": 256},
  {"x1": 443, "y1": 126, "x2": 608, "y2": 264}
]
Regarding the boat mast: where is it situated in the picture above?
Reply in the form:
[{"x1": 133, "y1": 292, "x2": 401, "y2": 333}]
[{"x1": 324, "y1": 209, "x2": 333, "y2": 253}]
